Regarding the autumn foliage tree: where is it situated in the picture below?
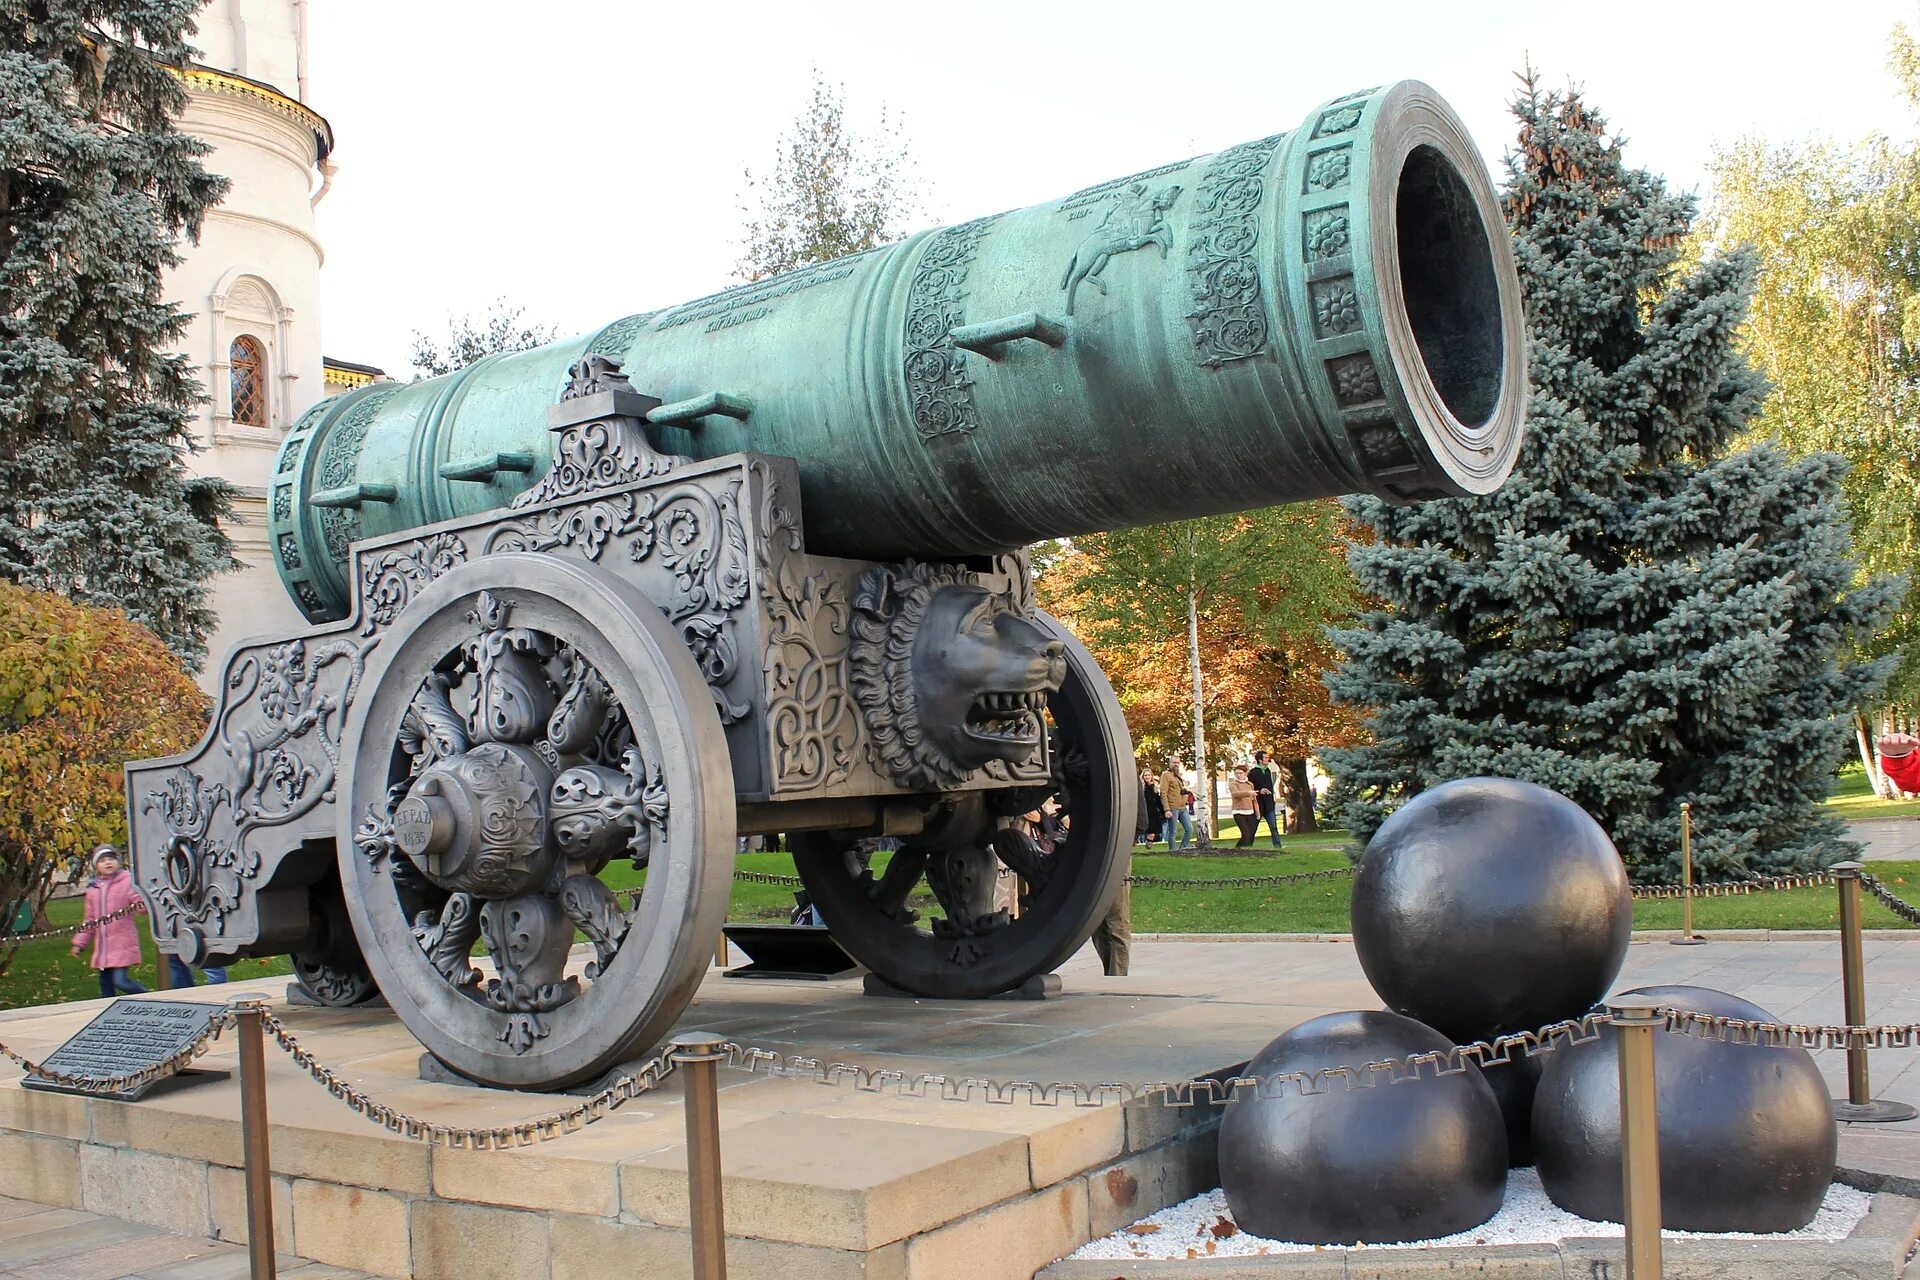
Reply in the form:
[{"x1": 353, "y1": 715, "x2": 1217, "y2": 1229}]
[
  {"x1": 1037, "y1": 502, "x2": 1363, "y2": 836},
  {"x1": 0, "y1": 584, "x2": 208, "y2": 975}
]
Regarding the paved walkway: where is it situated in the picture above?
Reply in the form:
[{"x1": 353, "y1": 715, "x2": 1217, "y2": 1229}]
[
  {"x1": 1853, "y1": 818, "x2": 1920, "y2": 862},
  {"x1": 0, "y1": 1194, "x2": 369, "y2": 1279}
]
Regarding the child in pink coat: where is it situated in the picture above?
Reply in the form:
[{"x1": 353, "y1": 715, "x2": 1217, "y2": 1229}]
[{"x1": 70, "y1": 846, "x2": 147, "y2": 998}]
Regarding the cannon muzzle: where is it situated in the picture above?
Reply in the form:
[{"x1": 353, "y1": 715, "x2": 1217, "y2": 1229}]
[{"x1": 272, "y1": 80, "x2": 1523, "y2": 621}]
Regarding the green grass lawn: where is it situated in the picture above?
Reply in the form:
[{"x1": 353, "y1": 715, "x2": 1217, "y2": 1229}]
[
  {"x1": 1828, "y1": 763, "x2": 1920, "y2": 820},
  {"x1": 0, "y1": 894, "x2": 292, "y2": 1012}
]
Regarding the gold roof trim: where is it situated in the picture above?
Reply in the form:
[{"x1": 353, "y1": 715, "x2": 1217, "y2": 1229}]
[{"x1": 179, "y1": 66, "x2": 333, "y2": 159}]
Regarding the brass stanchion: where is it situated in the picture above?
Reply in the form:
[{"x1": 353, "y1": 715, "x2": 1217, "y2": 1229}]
[
  {"x1": 715, "y1": 935, "x2": 728, "y2": 968},
  {"x1": 1669, "y1": 803, "x2": 1704, "y2": 946},
  {"x1": 149, "y1": 913, "x2": 173, "y2": 990},
  {"x1": 1610, "y1": 996, "x2": 1664, "y2": 1279},
  {"x1": 1829, "y1": 862, "x2": 1918, "y2": 1122},
  {"x1": 229, "y1": 998, "x2": 277, "y2": 1279},
  {"x1": 673, "y1": 1032, "x2": 729, "y2": 1280}
]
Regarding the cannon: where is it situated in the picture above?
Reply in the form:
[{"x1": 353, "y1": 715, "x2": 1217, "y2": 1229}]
[{"x1": 125, "y1": 81, "x2": 1524, "y2": 1090}]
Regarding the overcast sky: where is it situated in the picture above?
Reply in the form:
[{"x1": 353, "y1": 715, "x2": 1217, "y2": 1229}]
[{"x1": 306, "y1": 0, "x2": 1916, "y2": 376}]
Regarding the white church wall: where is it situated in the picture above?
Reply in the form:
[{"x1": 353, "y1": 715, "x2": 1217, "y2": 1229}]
[{"x1": 163, "y1": 1, "x2": 329, "y2": 683}]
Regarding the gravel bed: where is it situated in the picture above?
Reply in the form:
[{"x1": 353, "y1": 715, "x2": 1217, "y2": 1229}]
[{"x1": 1067, "y1": 1170, "x2": 1873, "y2": 1261}]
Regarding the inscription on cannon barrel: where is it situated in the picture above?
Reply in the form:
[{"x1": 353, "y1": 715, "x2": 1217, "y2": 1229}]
[{"x1": 23, "y1": 999, "x2": 227, "y2": 1100}]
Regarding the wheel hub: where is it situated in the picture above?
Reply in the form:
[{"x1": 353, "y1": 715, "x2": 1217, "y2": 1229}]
[{"x1": 392, "y1": 743, "x2": 559, "y2": 897}]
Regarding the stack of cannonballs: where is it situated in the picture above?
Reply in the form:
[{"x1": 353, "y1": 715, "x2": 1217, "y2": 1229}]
[{"x1": 1218, "y1": 777, "x2": 1838, "y2": 1245}]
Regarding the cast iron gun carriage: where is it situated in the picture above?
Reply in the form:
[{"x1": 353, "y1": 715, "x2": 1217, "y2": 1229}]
[{"x1": 125, "y1": 82, "x2": 1525, "y2": 1090}]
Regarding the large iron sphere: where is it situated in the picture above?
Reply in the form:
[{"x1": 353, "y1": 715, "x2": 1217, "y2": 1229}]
[
  {"x1": 1218, "y1": 1010, "x2": 1507, "y2": 1244},
  {"x1": 1533, "y1": 985, "x2": 1838, "y2": 1231},
  {"x1": 1351, "y1": 777, "x2": 1632, "y2": 1044}
]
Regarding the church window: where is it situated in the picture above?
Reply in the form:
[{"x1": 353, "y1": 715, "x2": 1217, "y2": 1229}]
[{"x1": 230, "y1": 335, "x2": 267, "y2": 427}]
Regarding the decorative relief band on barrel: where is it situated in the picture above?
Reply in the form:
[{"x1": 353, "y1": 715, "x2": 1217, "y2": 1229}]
[
  {"x1": 659, "y1": 254, "x2": 871, "y2": 334},
  {"x1": 1186, "y1": 132, "x2": 1288, "y2": 368},
  {"x1": 271, "y1": 402, "x2": 331, "y2": 615},
  {"x1": 904, "y1": 215, "x2": 1003, "y2": 438},
  {"x1": 585, "y1": 312, "x2": 657, "y2": 358},
  {"x1": 1292, "y1": 92, "x2": 1424, "y2": 489},
  {"x1": 316, "y1": 384, "x2": 404, "y2": 564}
]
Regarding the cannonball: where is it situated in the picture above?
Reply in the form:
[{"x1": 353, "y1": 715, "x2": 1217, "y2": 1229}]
[
  {"x1": 1351, "y1": 777, "x2": 1632, "y2": 1044},
  {"x1": 1533, "y1": 985, "x2": 1838, "y2": 1231},
  {"x1": 1481, "y1": 1049, "x2": 1546, "y2": 1168},
  {"x1": 1218, "y1": 1010, "x2": 1507, "y2": 1244}
]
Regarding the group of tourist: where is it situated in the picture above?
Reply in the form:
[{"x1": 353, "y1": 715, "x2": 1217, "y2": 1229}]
[
  {"x1": 1137, "y1": 753, "x2": 1290, "y2": 851},
  {"x1": 69, "y1": 844, "x2": 228, "y2": 996}
]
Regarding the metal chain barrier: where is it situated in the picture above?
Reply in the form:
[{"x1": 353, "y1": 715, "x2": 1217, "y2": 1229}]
[
  {"x1": 1124, "y1": 866, "x2": 1355, "y2": 890},
  {"x1": 721, "y1": 1011, "x2": 1614, "y2": 1107},
  {"x1": 254, "y1": 1009, "x2": 680, "y2": 1148},
  {"x1": 1660, "y1": 1005, "x2": 1920, "y2": 1052},
  {"x1": 0, "y1": 900, "x2": 143, "y2": 944},
  {"x1": 1628, "y1": 870, "x2": 1835, "y2": 900},
  {"x1": 716, "y1": 864, "x2": 1859, "y2": 897},
  {"x1": 0, "y1": 1009, "x2": 232, "y2": 1094},
  {"x1": 1859, "y1": 871, "x2": 1920, "y2": 925}
]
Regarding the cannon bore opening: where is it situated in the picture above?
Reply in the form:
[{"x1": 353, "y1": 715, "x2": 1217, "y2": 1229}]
[{"x1": 1395, "y1": 144, "x2": 1504, "y2": 430}]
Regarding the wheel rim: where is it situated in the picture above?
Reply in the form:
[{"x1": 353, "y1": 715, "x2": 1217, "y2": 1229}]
[
  {"x1": 338, "y1": 554, "x2": 733, "y2": 1090},
  {"x1": 794, "y1": 612, "x2": 1134, "y2": 997}
]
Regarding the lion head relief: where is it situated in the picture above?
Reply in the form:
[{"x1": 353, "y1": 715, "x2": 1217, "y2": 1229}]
[{"x1": 850, "y1": 561, "x2": 1066, "y2": 791}]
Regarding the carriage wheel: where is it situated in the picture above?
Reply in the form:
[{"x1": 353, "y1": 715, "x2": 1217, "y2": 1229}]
[
  {"x1": 337, "y1": 554, "x2": 734, "y2": 1090},
  {"x1": 290, "y1": 872, "x2": 379, "y2": 1006},
  {"x1": 792, "y1": 613, "x2": 1134, "y2": 997}
]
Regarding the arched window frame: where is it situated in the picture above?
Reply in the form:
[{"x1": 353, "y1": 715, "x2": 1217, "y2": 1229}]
[
  {"x1": 208, "y1": 270, "x2": 294, "y2": 442},
  {"x1": 229, "y1": 334, "x2": 268, "y2": 427}
]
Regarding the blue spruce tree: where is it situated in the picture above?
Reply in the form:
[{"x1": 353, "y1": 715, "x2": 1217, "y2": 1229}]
[
  {"x1": 1324, "y1": 77, "x2": 1895, "y2": 878},
  {"x1": 0, "y1": 2, "x2": 235, "y2": 669}
]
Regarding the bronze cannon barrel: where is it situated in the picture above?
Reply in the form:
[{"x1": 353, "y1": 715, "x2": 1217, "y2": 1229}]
[{"x1": 271, "y1": 80, "x2": 1524, "y2": 622}]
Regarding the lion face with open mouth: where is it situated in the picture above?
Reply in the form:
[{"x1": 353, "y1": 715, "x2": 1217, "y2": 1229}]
[{"x1": 850, "y1": 562, "x2": 1066, "y2": 791}]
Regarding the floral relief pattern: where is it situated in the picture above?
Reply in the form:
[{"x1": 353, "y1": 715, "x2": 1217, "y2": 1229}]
[
  {"x1": 1186, "y1": 133, "x2": 1288, "y2": 367},
  {"x1": 903, "y1": 215, "x2": 1003, "y2": 438}
]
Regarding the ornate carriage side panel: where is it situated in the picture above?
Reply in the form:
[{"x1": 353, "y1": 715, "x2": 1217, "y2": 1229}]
[
  {"x1": 348, "y1": 451, "x2": 780, "y2": 800},
  {"x1": 125, "y1": 621, "x2": 377, "y2": 962}
]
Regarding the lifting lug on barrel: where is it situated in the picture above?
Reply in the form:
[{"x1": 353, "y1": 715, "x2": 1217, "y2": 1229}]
[
  {"x1": 949, "y1": 311, "x2": 1068, "y2": 358},
  {"x1": 310, "y1": 482, "x2": 398, "y2": 509},
  {"x1": 646, "y1": 392, "x2": 755, "y2": 428},
  {"x1": 437, "y1": 450, "x2": 538, "y2": 483}
]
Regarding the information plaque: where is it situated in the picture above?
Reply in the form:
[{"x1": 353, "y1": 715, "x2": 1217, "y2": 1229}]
[{"x1": 21, "y1": 999, "x2": 228, "y2": 1100}]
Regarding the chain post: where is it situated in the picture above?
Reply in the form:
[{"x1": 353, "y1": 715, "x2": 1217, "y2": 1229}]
[
  {"x1": 715, "y1": 934, "x2": 728, "y2": 969},
  {"x1": 1609, "y1": 996, "x2": 1664, "y2": 1279},
  {"x1": 671, "y1": 1033, "x2": 730, "y2": 1280},
  {"x1": 1670, "y1": 803, "x2": 1704, "y2": 946},
  {"x1": 151, "y1": 927, "x2": 173, "y2": 991},
  {"x1": 229, "y1": 998, "x2": 277, "y2": 1279},
  {"x1": 1828, "y1": 862, "x2": 1918, "y2": 1122}
]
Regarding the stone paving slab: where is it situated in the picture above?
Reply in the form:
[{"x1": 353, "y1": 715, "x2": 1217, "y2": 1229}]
[
  {"x1": 1853, "y1": 818, "x2": 1920, "y2": 862},
  {"x1": 4, "y1": 937, "x2": 1920, "y2": 1277},
  {"x1": 0, "y1": 1193, "x2": 368, "y2": 1280}
]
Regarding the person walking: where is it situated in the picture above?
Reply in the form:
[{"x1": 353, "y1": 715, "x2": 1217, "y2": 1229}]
[
  {"x1": 1092, "y1": 874, "x2": 1132, "y2": 976},
  {"x1": 168, "y1": 954, "x2": 230, "y2": 988},
  {"x1": 1228, "y1": 764, "x2": 1259, "y2": 848},
  {"x1": 71, "y1": 847, "x2": 146, "y2": 998},
  {"x1": 1136, "y1": 766, "x2": 1165, "y2": 847},
  {"x1": 1158, "y1": 759, "x2": 1193, "y2": 850},
  {"x1": 1248, "y1": 750, "x2": 1285, "y2": 850}
]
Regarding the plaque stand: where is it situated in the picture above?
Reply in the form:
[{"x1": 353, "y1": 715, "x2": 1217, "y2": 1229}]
[{"x1": 21, "y1": 999, "x2": 231, "y2": 1101}]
